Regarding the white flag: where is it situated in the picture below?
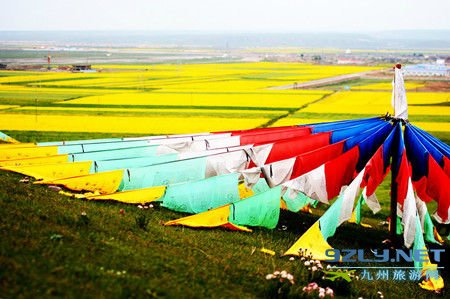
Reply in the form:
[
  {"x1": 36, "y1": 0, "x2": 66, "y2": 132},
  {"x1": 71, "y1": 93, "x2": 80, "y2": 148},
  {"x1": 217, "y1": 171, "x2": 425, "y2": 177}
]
[{"x1": 391, "y1": 66, "x2": 408, "y2": 119}]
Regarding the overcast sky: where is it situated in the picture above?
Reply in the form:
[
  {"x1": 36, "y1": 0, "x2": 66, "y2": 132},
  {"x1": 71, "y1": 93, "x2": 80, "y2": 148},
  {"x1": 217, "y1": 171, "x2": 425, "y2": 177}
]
[{"x1": 1, "y1": 0, "x2": 449, "y2": 32}]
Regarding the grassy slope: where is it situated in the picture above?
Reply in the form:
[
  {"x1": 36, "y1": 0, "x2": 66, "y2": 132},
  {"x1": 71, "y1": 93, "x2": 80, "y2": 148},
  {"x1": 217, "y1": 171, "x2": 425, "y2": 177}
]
[
  {"x1": 1, "y1": 171, "x2": 292, "y2": 299},
  {"x1": 1, "y1": 129, "x2": 449, "y2": 298},
  {"x1": 1, "y1": 169, "x2": 448, "y2": 299}
]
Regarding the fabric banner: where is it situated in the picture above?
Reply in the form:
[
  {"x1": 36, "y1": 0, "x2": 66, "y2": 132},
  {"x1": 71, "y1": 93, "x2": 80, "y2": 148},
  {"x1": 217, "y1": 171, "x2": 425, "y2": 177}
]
[
  {"x1": 92, "y1": 153, "x2": 178, "y2": 173},
  {"x1": 0, "y1": 154, "x2": 68, "y2": 167},
  {"x1": 120, "y1": 157, "x2": 208, "y2": 191},
  {"x1": 69, "y1": 146, "x2": 158, "y2": 162},
  {"x1": 36, "y1": 169, "x2": 124, "y2": 194},
  {"x1": 0, "y1": 146, "x2": 58, "y2": 161},
  {"x1": 229, "y1": 186, "x2": 282, "y2": 229},
  {"x1": 88, "y1": 186, "x2": 166, "y2": 204},
  {"x1": 391, "y1": 66, "x2": 408, "y2": 119},
  {"x1": 161, "y1": 173, "x2": 240, "y2": 214},
  {"x1": 57, "y1": 140, "x2": 156, "y2": 155},
  {"x1": 2, "y1": 161, "x2": 92, "y2": 181}
]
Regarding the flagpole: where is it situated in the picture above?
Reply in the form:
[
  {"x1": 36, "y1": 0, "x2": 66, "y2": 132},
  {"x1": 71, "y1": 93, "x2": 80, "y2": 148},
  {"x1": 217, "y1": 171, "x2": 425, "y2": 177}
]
[
  {"x1": 389, "y1": 64, "x2": 401, "y2": 247},
  {"x1": 390, "y1": 158, "x2": 398, "y2": 247}
]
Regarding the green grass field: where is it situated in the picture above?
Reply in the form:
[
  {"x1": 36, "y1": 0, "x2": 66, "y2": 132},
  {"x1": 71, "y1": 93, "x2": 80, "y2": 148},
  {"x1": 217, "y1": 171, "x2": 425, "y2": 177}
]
[
  {"x1": 0, "y1": 63, "x2": 449, "y2": 298},
  {"x1": 1, "y1": 167, "x2": 448, "y2": 298}
]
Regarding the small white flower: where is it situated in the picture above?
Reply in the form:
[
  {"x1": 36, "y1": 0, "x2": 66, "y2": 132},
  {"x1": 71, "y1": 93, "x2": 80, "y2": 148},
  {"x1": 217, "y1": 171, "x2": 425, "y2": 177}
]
[
  {"x1": 325, "y1": 288, "x2": 334, "y2": 296},
  {"x1": 301, "y1": 257, "x2": 306, "y2": 261},
  {"x1": 380, "y1": 296, "x2": 384, "y2": 299},
  {"x1": 311, "y1": 266, "x2": 318, "y2": 272},
  {"x1": 304, "y1": 261, "x2": 310, "y2": 266},
  {"x1": 274, "y1": 271, "x2": 280, "y2": 276},
  {"x1": 281, "y1": 273, "x2": 287, "y2": 278},
  {"x1": 315, "y1": 260, "x2": 320, "y2": 264},
  {"x1": 81, "y1": 211, "x2": 87, "y2": 216},
  {"x1": 287, "y1": 274, "x2": 294, "y2": 281},
  {"x1": 280, "y1": 270, "x2": 287, "y2": 276},
  {"x1": 319, "y1": 287, "x2": 325, "y2": 293},
  {"x1": 265, "y1": 274, "x2": 274, "y2": 280},
  {"x1": 358, "y1": 297, "x2": 364, "y2": 299},
  {"x1": 319, "y1": 293, "x2": 325, "y2": 298},
  {"x1": 138, "y1": 205, "x2": 143, "y2": 209},
  {"x1": 289, "y1": 257, "x2": 295, "y2": 261},
  {"x1": 326, "y1": 265, "x2": 331, "y2": 270},
  {"x1": 377, "y1": 291, "x2": 382, "y2": 295},
  {"x1": 149, "y1": 204, "x2": 154, "y2": 208}
]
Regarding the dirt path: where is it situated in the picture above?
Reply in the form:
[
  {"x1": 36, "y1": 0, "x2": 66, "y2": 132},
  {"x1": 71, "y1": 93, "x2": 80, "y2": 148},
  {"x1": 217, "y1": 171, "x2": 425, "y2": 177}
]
[
  {"x1": 258, "y1": 91, "x2": 337, "y2": 128},
  {"x1": 267, "y1": 69, "x2": 384, "y2": 90}
]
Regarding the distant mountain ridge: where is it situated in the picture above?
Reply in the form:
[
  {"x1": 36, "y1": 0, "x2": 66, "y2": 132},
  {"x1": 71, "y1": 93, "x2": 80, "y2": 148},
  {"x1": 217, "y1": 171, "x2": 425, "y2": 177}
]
[{"x1": 0, "y1": 30, "x2": 449, "y2": 50}]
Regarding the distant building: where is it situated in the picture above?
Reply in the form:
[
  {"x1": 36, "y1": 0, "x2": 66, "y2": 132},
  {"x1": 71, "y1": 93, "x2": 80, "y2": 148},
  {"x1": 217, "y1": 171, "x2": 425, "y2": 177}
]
[
  {"x1": 72, "y1": 64, "x2": 95, "y2": 72},
  {"x1": 0, "y1": 63, "x2": 7, "y2": 70},
  {"x1": 336, "y1": 58, "x2": 364, "y2": 65},
  {"x1": 403, "y1": 64, "x2": 449, "y2": 77}
]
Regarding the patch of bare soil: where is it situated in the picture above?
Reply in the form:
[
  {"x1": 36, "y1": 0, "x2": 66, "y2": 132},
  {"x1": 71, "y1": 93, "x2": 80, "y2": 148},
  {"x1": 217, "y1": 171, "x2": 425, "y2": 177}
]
[{"x1": 419, "y1": 81, "x2": 450, "y2": 92}]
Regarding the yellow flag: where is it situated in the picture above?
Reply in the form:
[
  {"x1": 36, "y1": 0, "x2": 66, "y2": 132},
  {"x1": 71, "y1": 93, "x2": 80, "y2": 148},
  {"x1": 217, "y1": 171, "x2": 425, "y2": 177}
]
[
  {"x1": 284, "y1": 221, "x2": 338, "y2": 260},
  {"x1": 0, "y1": 143, "x2": 35, "y2": 149},
  {"x1": 165, "y1": 205, "x2": 231, "y2": 228},
  {"x1": 419, "y1": 260, "x2": 445, "y2": 292},
  {"x1": 165, "y1": 205, "x2": 252, "y2": 232},
  {"x1": 88, "y1": 186, "x2": 166, "y2": 204},
  {"x1": 0, "y1": 146, "x2": 58, "y2": 160},
  {"x1": 348, "y1": 210, "x2": 372, "y2": 228},
  {"x1": 0, "y1": 154, "x2": 68, "y2": 167},
  {"x1": 2, "y1": 161, "x2": 92, "y2": 180},
  {"x1": 36, "y1": 169, "x2": 124, "y2": 194},
  {"x1": 238, "y1": 183, "x2": 254, "y2": 199},
  {"x1": 280, "y1": 199, "x2": 288, "y2": 210}
]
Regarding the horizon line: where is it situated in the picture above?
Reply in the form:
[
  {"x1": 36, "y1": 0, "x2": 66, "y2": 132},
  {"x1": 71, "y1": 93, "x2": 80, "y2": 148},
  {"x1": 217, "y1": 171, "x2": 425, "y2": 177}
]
[{"x1": 0, "y1": 29, "x2": 449, "y2": 33}]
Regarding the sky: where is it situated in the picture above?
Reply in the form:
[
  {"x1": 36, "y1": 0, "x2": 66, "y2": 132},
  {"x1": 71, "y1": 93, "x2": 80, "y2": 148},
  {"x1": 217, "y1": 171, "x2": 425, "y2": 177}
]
[{"x1": 1, "y1": 0, "x2": 449, "y2": 32}]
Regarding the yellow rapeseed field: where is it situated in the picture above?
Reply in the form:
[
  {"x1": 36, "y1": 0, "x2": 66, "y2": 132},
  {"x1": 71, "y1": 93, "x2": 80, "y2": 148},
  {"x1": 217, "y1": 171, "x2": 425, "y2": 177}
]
[
  {"x1": 12, "y1": 106, "x2": 283, "y2": 116},
  {"x1": 0, "y1": 84, "x2": 138, "y2": 96},
  {"x1": 62, "y1": 91, "x2": 328, "y2": 108},
  {"x1": 0, "y1": 72, "x2": 85, "y2": 84},
  {"x1": 411, "y1": 122, "x2": 450, "y2": 132},
  {"x1": 0, "y1": 62, "x2": 448, "y2": 137},
  {"x1": 0, "y1": 113, "x2": 270, "y2": 134},
  {"x1": 22, "y1": 63, "x2": 381, "y2": 91},
  {"x1": 301, "y1": 91, "x2": 449, "y2": 115}
]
